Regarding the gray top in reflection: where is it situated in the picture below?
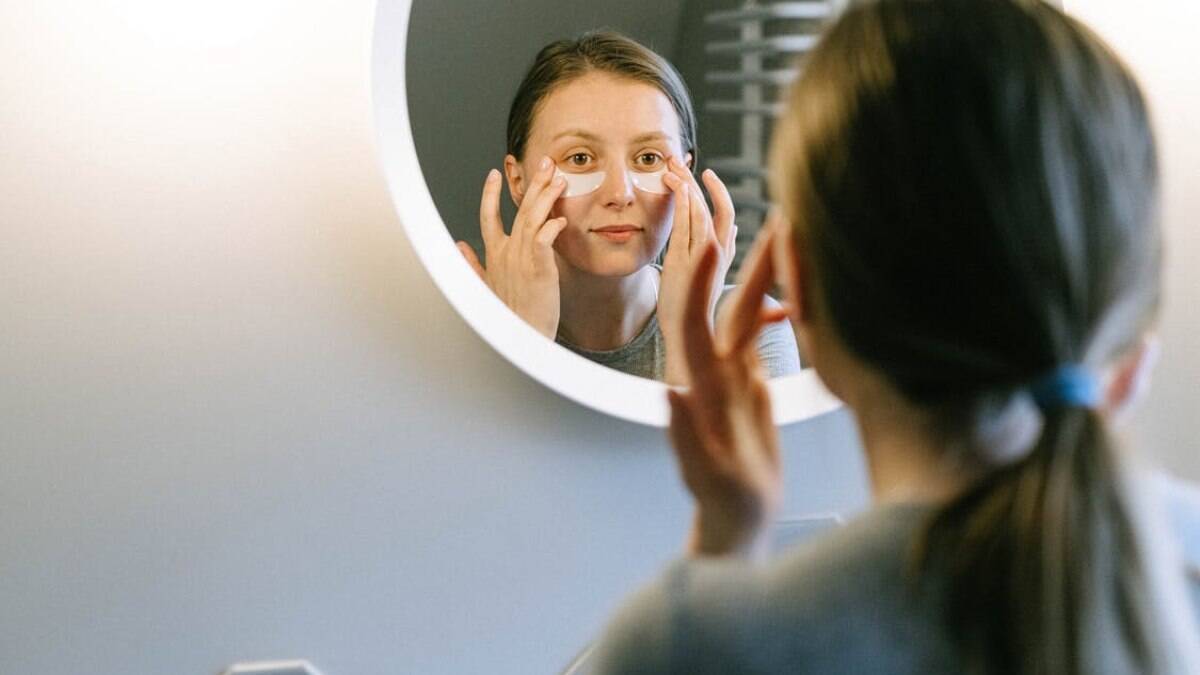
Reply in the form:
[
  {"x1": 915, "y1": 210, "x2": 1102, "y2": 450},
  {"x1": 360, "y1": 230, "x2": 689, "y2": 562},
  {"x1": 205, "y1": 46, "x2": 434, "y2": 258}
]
[{"x1": 557, "y1": 283, "x2": 802, "y2": 382}]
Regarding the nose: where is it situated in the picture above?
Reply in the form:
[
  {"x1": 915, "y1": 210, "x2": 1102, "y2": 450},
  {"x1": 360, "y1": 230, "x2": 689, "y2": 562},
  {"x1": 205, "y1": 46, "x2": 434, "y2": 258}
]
[{"x1": 600, "y1": 163, "x2": 635, "y2": 209}]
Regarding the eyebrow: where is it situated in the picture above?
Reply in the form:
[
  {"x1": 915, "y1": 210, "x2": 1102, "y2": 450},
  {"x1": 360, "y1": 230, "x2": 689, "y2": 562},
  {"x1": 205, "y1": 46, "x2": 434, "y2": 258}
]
[
  {"x1": 552, "y1": 129, "x2": 602, "y2": 143},
  {"x1": 551, "y1": 129, "x2": 673, "y2": 144}
]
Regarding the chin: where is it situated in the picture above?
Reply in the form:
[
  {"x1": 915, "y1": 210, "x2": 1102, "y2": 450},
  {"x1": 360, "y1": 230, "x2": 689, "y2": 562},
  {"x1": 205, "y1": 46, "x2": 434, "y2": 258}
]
[{"x1": 566, "y1": 250, "x2": 655, "y2": 278}]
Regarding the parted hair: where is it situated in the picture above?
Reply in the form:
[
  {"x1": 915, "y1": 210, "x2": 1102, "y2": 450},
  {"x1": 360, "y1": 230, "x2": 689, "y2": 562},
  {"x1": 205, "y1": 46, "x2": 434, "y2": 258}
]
[{"x1": 506, "y1": 30, "x2": 697, "y2": 167}]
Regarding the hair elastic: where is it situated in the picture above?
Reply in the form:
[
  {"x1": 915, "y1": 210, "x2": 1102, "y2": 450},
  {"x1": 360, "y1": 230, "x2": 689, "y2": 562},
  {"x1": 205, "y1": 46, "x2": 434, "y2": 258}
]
[{"x1": 1029, "y1": 364, "x2": 1102, "y2": 410}]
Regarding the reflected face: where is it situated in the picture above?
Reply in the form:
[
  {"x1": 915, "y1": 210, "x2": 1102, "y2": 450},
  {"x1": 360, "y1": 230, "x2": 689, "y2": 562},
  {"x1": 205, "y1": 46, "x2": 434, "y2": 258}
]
[{"x1": 511, "y1": 72, "x2": 685, "y2": 278}]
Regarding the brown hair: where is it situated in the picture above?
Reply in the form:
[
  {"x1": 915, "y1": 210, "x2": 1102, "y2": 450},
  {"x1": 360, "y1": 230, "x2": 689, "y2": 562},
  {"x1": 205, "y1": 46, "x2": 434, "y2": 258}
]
[
  {"x1": 772, "y1": 0, "x2": 1187, "y2": 672},
  {"x1": 506, "y1": 30, "x2": 697, "y2": 166}
]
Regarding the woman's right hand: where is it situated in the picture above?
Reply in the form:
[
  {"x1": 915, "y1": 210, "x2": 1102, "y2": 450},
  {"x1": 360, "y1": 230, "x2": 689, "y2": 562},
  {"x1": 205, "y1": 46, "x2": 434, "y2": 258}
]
[
  {"x1": 657, "y1": 158, "x2": 737, "y2": 386},
  {"x1": 666, "y1": 227, "x2": 789, "y2": 559},
  {"x1": 456, "y1": 157, "x2": 569, "y2": 339}
]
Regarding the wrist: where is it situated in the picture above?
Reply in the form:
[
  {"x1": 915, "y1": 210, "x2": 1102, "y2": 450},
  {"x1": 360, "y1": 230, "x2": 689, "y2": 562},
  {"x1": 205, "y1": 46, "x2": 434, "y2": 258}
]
[
  {"x1": 663, "y1": 346, "x2": 687, "y2": 387},
  {"x1": 686, "y1": 502, "x2": 774, "y2": 560}
]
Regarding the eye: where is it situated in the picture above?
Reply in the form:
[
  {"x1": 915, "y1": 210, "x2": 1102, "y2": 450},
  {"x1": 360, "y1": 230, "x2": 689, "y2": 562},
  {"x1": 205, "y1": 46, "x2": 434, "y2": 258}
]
[
  {"x1": 635, "y1": 151, "x2": 665, "y2": 169},
  {"x1": 566, "y1": 152, "x2": 592, "y2": 168}
]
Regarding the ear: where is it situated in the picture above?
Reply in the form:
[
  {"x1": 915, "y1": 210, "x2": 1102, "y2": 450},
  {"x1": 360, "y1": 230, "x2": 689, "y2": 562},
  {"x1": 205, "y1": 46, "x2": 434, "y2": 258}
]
[
  {"x1": 1104, "y1": 333, "x2": 1160, "y2": 419},
  {"x1": 684, "y1": 152, "x2": 694, "y2": 171},
  {"x1": 769, "y1": 210, "x2": 807, "y2": 325},
  {"x1": 504, "y1": 154, "x2": 525, "y2": 207},
  {"x1": 769, "y1": 211, "x2": 816, "y2": 366}
]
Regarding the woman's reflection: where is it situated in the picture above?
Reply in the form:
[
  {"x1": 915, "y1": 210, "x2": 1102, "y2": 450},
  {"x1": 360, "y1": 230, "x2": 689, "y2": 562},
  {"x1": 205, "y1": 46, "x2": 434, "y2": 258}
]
[{"x1": 456, "y1": 31, "x2": 801, "y2": 384}]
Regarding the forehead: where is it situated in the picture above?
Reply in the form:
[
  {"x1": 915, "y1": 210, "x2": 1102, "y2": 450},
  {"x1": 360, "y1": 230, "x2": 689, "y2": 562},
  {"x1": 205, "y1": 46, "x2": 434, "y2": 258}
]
[{"x1": 529, "y1": 72, "x2": 682, "y2": 147}]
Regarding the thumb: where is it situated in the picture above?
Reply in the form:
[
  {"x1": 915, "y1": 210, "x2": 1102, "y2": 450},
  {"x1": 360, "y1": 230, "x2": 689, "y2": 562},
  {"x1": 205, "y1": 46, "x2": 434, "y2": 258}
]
[
  {"x1": 456, "y1": 241, "x2": 487, "y2": 282},
  {"x1": 532, "y1": 218, "x2": 568, "y2": 268}
]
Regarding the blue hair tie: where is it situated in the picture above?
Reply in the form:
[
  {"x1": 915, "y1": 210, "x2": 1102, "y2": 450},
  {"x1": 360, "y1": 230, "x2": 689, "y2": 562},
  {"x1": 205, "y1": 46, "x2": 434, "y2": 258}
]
[{"x1": 1029, "y1": 364, "x2": 1102, "y2": 410}]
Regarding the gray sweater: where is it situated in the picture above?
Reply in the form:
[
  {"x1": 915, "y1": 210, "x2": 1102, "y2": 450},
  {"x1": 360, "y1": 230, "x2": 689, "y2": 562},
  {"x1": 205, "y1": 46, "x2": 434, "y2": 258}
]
[
  {"x1": 556, "y1": 285, "x2": 802, "y2": 382},
  {"x1": 592, "y1": 480, "x2": 1200, "y2": 674}
]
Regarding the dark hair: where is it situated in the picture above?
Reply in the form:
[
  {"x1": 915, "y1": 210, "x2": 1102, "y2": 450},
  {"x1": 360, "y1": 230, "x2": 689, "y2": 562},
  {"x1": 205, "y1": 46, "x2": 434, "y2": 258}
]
[
  {"x1": 772, "y1": 0, "x2": 1182, "y2": 672},
  {"x1": 506, "y1": 30, "x2": 698, "y2": 166}
]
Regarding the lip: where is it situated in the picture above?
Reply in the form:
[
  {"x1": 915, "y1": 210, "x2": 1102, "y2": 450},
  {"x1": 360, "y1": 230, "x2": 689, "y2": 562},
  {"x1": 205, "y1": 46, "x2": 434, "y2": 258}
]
[
  {"x1": 590, "y1": 225, "x2": 642, "y2": 243},
  {"x1": 591, "y1": 225, "x2": 641, "y2": 233}
]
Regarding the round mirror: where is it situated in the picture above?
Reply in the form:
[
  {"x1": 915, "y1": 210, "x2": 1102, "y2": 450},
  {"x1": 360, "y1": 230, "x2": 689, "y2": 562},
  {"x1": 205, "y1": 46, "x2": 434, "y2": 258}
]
[{"x1": 371, "y1": 0, "x2": 842, "y2": 426}]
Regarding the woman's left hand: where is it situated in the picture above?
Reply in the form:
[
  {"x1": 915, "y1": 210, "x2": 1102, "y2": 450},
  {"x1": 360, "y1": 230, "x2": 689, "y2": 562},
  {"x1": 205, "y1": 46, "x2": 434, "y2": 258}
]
[
  {"x1": 657, "y1": 157, "x2": 737, "y2": 386},
  {"x1": 666, "y1": 227, "x2": 790, "y2": 559}
]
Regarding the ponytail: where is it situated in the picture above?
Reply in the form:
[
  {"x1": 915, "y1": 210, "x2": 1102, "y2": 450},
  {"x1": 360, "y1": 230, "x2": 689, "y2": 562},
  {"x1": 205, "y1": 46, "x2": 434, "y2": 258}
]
[
  {"x1": 916, "y1": 404, "x2": 1163, "y2": 674},
  {"x1": 767, "y1": 0, "x2": 1195, "y2": 671}
]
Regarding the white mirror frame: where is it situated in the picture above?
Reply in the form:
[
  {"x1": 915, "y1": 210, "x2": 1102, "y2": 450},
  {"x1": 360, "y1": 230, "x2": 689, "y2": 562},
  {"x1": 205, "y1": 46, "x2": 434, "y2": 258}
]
[{"x1": 370, "y1": 0, "x2": 842, "y2": 427}]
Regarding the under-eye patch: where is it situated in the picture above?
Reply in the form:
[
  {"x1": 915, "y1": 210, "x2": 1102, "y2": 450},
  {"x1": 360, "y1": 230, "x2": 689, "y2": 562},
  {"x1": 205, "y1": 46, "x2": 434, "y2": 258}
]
[
  {"x1": 631, "y1": 169, "x2": 670, "y2": 194},
  {"x1": 554, "y1": 168, "x2": 604, "y2": 197},
  {"x1": 552, "y1": 167, "x2": 673, "y2": 197}
]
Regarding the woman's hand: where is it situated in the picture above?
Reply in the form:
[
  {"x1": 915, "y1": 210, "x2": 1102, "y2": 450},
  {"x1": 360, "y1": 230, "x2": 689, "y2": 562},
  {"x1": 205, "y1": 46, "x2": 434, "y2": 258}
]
[
  {"x1": 666, "y1": 227, "x2": 790, "y2": 559},
  {"x1": 457, "y1": 158, "x2": 568, "y2": 339},
  {"x1": 657, "y1": 157, "x2": 737, "y2": 386}
]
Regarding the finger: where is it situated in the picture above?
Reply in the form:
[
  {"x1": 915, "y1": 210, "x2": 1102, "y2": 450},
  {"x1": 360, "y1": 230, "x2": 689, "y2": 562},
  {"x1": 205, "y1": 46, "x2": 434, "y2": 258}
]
[
  {"x1": 739, "y1": 358, "x2": 776, "y2": 459},
  {"x1": 520, "y1": 178, "x2": 566, "y2": 257},
  {"x1": 718, "y1": 228, "x2": 777, "y2": 356},
  {"x1": 688, "y1": 181, "x2": 710, "y2": 255},
  {"x1": 681, "y1": 242, "x2": 722, "y2": 390},
  {"x1": 523, "y1": 172, "x2": 564, "y2": 247},
  {"x1": 533, "y1": 216, "x2": 567, "y2": 247},
  {"x1": 479, "y1": 169, "x2": 506, "y2": 250},
  {"x1": 667, "y1": 389, "x2": 717, "y2": 484},
  {"x1": 702, "y1": 169, "x2": 735, "y2": 252},
  {"x1": 531, "y1": 217, "x2": 567, "y2": 274},
  {"x1": 726, "y1": 224, "x2": 739, "y2": 261},
  {"x1": 668, "y1": 154, "x2": 702, "y2": 192},
  {"x1": 662, "y1": 170, "x2": 691, "y2": 261},
  {"x1": 512, "y1": 156, "x2": 557, "y2": 243},
  {"x1": 760, "y1": 306, "x2": 790, "y2": 324},
  {"x1": 456, "y1": 241, "x2": 487, "y2": 282},
  {"x1": 734, "y1": 224, "x2": 776, "y2": 286},
  {"x1": 665, "y1": 157, "x2": 713, "y2": 256}
]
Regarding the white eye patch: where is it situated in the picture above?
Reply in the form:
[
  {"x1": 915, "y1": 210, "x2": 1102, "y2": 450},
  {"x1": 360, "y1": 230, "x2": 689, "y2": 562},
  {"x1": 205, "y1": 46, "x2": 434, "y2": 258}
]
[
  {"x1": 552, "y1": 167, "x2": 673, "y2": 197},
  {"x1": 554, "y1": 169, "x2": 604, "y2": 197},
  {"x1": 631, "y1": 169, "x2": 670, "y2": 195}
]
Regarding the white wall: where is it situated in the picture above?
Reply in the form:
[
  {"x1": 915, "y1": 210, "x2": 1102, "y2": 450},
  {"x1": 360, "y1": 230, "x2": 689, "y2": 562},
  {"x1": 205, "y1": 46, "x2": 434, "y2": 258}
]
[
  {"x1": 0, "y1": 2, "x2": 867, "y2": 673},
  {"x1": 1065, "y1": 0, "x2": 1200, "y2": 480}
]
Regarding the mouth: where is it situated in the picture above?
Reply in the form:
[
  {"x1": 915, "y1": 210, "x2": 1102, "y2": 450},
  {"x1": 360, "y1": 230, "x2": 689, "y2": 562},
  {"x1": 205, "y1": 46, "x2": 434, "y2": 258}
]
[{"x1": 590, "y1": 224, "x2": 642, "y2": 243}]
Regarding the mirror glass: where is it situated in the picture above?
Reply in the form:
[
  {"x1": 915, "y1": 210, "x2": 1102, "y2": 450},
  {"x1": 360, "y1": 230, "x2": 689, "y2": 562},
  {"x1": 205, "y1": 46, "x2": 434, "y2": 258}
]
[{"x1": 404, "y1": 0, "x2": 841, "y2": 385}]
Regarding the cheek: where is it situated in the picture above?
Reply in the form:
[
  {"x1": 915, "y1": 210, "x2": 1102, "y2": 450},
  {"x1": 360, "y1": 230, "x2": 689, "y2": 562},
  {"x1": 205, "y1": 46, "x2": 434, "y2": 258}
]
[
  {"x1": 641, "y1": 192, "x2": 673, "y2": 227},
  {"x1": 643, "y1": 193, "x2": 674, "y2": 247},
  {"x1": 550, "y1": 197, "x2": 589, "y2": 224}
]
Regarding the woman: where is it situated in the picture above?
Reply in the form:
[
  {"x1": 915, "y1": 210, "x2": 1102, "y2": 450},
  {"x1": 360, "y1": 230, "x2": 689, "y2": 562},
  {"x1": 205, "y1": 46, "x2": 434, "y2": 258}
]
[
  {"x1": 456, "y1": 32, "x2": 801, "y2": 384},
  {"x1": 592, "y1": 0, "x2": 1200, "y2": 673}
]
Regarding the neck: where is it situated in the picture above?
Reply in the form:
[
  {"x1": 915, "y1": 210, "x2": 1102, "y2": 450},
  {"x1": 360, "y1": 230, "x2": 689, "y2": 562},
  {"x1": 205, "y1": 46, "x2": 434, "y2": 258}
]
[
  {"x1": 848, "y1": 379, "x2": 977, "y2": 506},
  {"x1": 556, "y1": 259, "x2": 658, "y2": 351}
]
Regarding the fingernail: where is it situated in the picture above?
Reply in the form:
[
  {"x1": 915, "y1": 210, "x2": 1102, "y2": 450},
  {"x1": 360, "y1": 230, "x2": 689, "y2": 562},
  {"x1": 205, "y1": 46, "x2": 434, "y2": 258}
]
[
  {"x1": 553, "y1": 176, "x2": 566, "y2": 187},
  {"x1": 540, "y1": 156, "x2": 551, "y2": 171},
  {"x1": 487, "y1": 169, "x2": 500, "y2": 182}
]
